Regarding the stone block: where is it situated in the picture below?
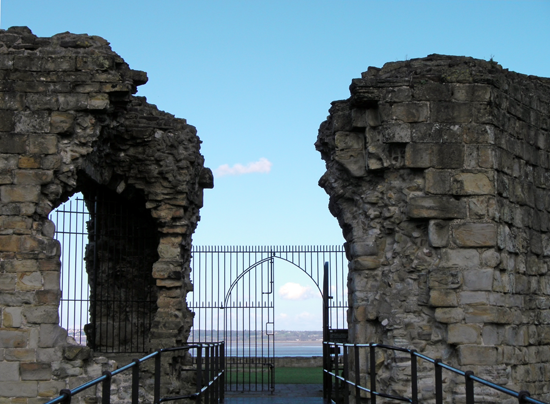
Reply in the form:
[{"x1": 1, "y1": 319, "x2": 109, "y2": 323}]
[
  {"x1": 351, "y1": 108, "x2": 367, "y2": 128},
  {"x1": 434, "y1": 308, "x2": 464, "y2": 323},
  {"x1": 29, "y1": 135, "x2": 58, "y2": 154},
  {"x1": 463, "y1": 268, "x2": 494, "y2": 291},
  {"x1": 14, "y1": 111, "x2": 50, "y2": 133},
  {"x1": 23, "y1": 307, "x2": 59, "y2": 324},
  {"x1": 405, "y1": 143, "x2": 431, "y2": 168},
  {"x1": 0, "y1": 185, "x2": 40, "y2": 203},
  {"x1": 0, "y1": 329, "x2": 28, "y2": 348},
  {"x1": 14, "y1": 170, "x2": 54, "y2": 185},
  {"x1": 428, "y1": 269, "x2": 462, "y2": 289},
  {"x1": 0, "y1": 235, "x2": 20, "y2": 252},
  {"x1": 4, "y1": 348, "x2": 36, "y2": 361},
  {"x1": 380, "y1": 124, "x2": 411, "y2": 143},
  {"x1": 50, "y1": 111, "x2": 74, "y2": 134},
  {"x1": 411, "y1": 82, "x2": 452, "y2": 101},
  {"x1": 0, "y1": 92, "x2": 25, "y2": 110},
  {"x1": 14, "y1": 55, "x2": 42, "y2": 71},
  {"x1": 0, "y1": 134, "x2": 27, "y2": 154},
  {"x1": 391, "y1": 103, "x2": 429, "y2": 123},
  {"x1": 35, "y1": 290, "x2": 61, "y2": 305},
  {"x1": 431, "y1": 102, "x2": 473, "y2": 123},
  {"x1": 25, "y1": 94, "x2": 60, "y2": 111},
  {"x1": 0, "y1": 361, "x2": 19, "y2": 381},
  {"x1": 451, "y1": 222, "x2": 496, "y2": 247},
  {"x1": 88, "y1": 93, "x2": 109, "y2": 109},
  {"x1": 350, "y1": 242, "x2": 379, "y2": 257},
  {"x1": 451, "y1": 84, "x2": 492, "y2": 102},
  {"x1": 38, "y1": 325, "x2": 67, "y2": 348},
  {"x1": 464, "y1": 306, "x2": 513, "y2": 324},
  {"x1": 439, "y1": 248, "x2": 480, "y2": 268},
  {"x1": 16, "y1": 272, "x2": 43, "y2": 291},
  {"x1": 3, "y1": 307, "x2": 22, "y2": 328},
  {"x1": 504, "y1": 326, "x2": 529, "y2": 346},
  {"x1": 451, "y1": 172, "x2": 494, "y2": 195},
  {"x1": 58, "y1": 93, "x2": 88, "y2": 111},
  {"x1": 38, "y1": 381, "x2": 67, "y2": 398},
  {"x1": 0, "y1": 111, "x2": 15, "y2": 132},
  {"x1": 447, "y1": 324, "x2": 481, "y2": 344},
  {"x1": 76, "y1": 55, "x2": 114, "y2": 71},
  {"x1": 459, "y1": 291, "x2": 489, "y2": 305},
  {"x1": 42, "y1": 56, "x2": 76, "y2": 71},
  {"x1": 457, "y1": 345, "x2": 497, "y2": 366},
  {"x1": 36, "y1": 348, "x2": 62, "y2": 363},
  {"x1": 350, "y1": 257, "x2": 381, "y2": 270},
  {"x1": 63, "y1": 345, "x2": 91, "y2": 361},
  {"x1": 429, "y1": 290, "x2": 457, "y2": 307},
  {"x1": 0, "y1": 273, "x2": 16, "y2": 290},
  {"x1": 425, "y1": 170, "x2": 451, "y2": 194},
  {"x1": 20, "y1": 362, "x2": 52, "y2": 381},
  {"x1": 408, "y1": 196, "x2": 466, "y2": 219},
  {"x1": 0, "y1": 381, "x2": 38, "y2": 397}
]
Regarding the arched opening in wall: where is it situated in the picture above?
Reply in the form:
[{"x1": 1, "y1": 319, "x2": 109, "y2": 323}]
[{"x1": 51, "y1": 184, "x2": 160, "y2": 353}]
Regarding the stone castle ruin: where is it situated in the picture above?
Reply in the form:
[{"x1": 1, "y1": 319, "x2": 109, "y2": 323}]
[
  {"x1": 0, "y1": 26, "x2": 212, "y2": 402},
  {"x1": 316, "y1": 54, "x2": 550, "y2": 401}
]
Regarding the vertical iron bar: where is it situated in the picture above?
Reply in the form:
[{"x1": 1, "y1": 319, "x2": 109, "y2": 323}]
[
  {"x1": 410, "y1": 351, "x2": 418, "y2": 404},
  {"x1": 205, "y1": 345, "x2": 211, "y2": 404},
  {"x1": 435, "y1": 359, "x2": 442, "y2": 404},
  {"x1": 154, "y1": 351, "x2": 161, "y2": 404},
  {"x1": 354, "y1": 344, "x2": 360, "y2": 404},
  {"x1": 370, "y1": 345, "x2": 376, "y2": 404},
  {"x1": 465, "y1": 370, "x2": 474, "y2": 404},
  {"x1": 221, "y1": 342, "x2": 225, "y2": 403},
  {"x1": 196, "y1": 346, "x2": 203, "y2": 404},
  {"x1": 92, "y1": 194, "x2": 98, "y2": 351},
  {"x1": 131, "y1": 359, "x2": 140, "y2": 404},
  {"x1": 322, "y1": 262, "x2": 329, "y2": 399},
  {"x1": 334, "y1": 344, "x2": 340, "y2": 403},
  {"x1": 101, "y1": 371, "x2": 112, "y2": 404},
  {"x1": 343, "y1": 345, "x2": 349, "y2": 404}
]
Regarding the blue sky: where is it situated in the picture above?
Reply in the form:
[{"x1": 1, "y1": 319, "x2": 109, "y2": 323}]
[{"x1": 4, "y1": 0, "x2": 549, "y2": 330}]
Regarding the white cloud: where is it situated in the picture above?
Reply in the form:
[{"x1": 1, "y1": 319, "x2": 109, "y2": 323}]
[
  {"x1": 214, "y1": 157, "x2": 272, "y2": 177},
  {"x1": 279, "y1": 282, "x2": 318, "y2": 300}
]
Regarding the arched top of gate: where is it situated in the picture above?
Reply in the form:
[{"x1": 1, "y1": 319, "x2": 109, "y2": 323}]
[{"x1": 200, "y1": 245, "x2": 346, "y2": 307}]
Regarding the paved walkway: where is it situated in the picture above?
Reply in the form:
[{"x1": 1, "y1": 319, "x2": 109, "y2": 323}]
[{"x1": 224, "y1": 384, "x2": 324, "y2": 403}]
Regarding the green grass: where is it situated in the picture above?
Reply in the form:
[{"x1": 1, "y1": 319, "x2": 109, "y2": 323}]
[{"x1": 226, "y1": 367, "x2": 322, "y2": 384}]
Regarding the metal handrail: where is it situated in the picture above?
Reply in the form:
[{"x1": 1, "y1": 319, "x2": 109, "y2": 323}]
[
  {"x1": 46, "y1": 342, "x2": 225, "y2": 404},
  {"x1": 323, "y1": 341, "x2": 547, "y2": 404}
]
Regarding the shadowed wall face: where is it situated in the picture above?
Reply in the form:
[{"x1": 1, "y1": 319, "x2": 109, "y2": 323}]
[
  {"x1": 317, "y1": 54, "x2": 550, "y2": 400},
  {"x1": 0, "y1": 26, "x2": 212, "y2": 402}
]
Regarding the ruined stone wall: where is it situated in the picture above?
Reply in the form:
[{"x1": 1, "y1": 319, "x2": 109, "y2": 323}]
[
  {"x1": 316, "y1": 54, "x2": 550, "y2": 402},
  {"x1": 0, "y1": 26, "x2": 212, "y2": 403}
]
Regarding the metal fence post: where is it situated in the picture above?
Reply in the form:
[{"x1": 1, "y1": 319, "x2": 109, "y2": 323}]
[
  {"x1": 101, "y1": 371, "x2": 112, "y2": 404},
  {"x1": 370, "y1": 345, "x2": 376, "y2": 404},
  {"x1": 59, "y1": 389, "x2": 72, "y2": 404},
  {"x1": 465, "y1": 370, "x2": 474, "y2": 404},
  {"x1": 196, "y1": 346, "x2": 203, "y2": 404},
  {"x1": 410, "y1": 350, "x2": 418, "y2": 404},
  {"x1": 343, "y1": 345, "x2": 349, "y2": 404},
  {"x1": 435, "y1": 359, "x2": 442, "y2": 404},
  {"x1": 354, "y1": 345, "x2": 360, "y2": 404},
  {"x1": 221, "y1": 342, "x2": 225, "y2": 403},
  {"x1": 131, "y1": 359, "x2": 140, "y2": 404},
  {"x1": 154, "y1": 351, "x2": 161, "y2": 404},
  {"x1": 205, "y1": 345, "x2": 211, "y2": 404}
]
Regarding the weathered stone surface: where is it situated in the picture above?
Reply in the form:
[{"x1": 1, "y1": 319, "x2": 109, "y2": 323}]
[
  {"x1": 318, "y1": 55, "x2": 550, "y2": 399},
  {"x1": 447, "y1": 324, "x2": 481, "y2": 344},
  {"x1": 457, "y1": 345, "x2": 498, "y2": 365},
  {"x1": 452, "y1": 222, "x2": 497, "y2": 247},
  {"x1": 408, "y1": 196, "x2": 466, "y2": 219}
]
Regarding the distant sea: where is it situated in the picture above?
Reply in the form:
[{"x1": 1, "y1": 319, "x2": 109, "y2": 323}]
[{"x1": 226, "y1": 341, "x2": 323, "y2": 357}]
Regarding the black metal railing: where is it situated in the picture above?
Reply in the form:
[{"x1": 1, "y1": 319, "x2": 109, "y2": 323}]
[
  {"x1": 45, "y1": 342, "x2": 225, "y2": 404},
  {"x1": 323, "y1": 341, "x2": 548, "y2": 404}
]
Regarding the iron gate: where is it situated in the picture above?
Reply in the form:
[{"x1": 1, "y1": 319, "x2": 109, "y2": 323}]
[
  {"x1": 51, "y1": 189, "x2": 158, "y2": 353},
  {"x1": 189, "y1": 245, "x2": 348, "y2": 392}
]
